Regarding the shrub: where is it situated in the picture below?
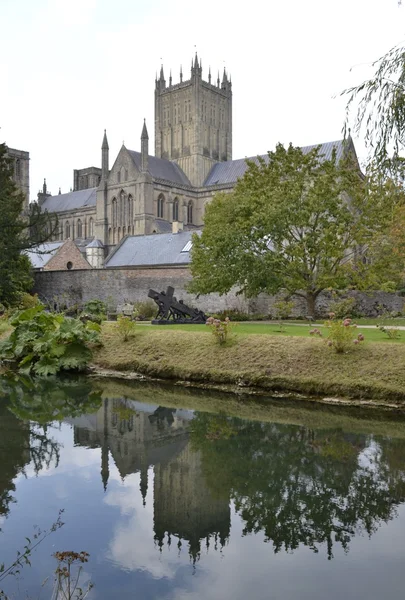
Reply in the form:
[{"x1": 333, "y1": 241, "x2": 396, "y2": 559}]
[
  {"x1": 206, "y1": 316, "x2": 233, "y2": 345},
  {"x1": 211, "y1": 309, "x2": 250, "y2": 321},
  {"x1": 18, "y1": 293, "x2": 40, "y2": 310},
  {"x1": 324, "y1": 317, "x2": 365, "y2": 353},
  {"x1": 380, "y1": 281, "x2": 397, "y2": 293},
  {"x1": 117, "y1": 315, "x2": 137, "y2": 341},
  {"x1": 328, "y1": 296, "x2": 356, "y2": 319},
  {"x1": 133, "y1": 300, "x2": 156, "y2": 321},
  {"x1": 273, "y1": 300, "x2": 295, "y2": 331},
  {"x1": 377, "y1": 324, "x2": 401, "y2": 339},
  {"x1": 0, "y1": 305, "x2": 101, "y2": 376}
]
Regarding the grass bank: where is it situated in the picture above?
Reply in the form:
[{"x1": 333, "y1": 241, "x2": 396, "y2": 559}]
[{"x1": 93, "y1": 323, "x2": 405, "y2": 404}]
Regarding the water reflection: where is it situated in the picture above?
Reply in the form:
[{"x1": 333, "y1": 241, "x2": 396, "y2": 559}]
[
  {"x1": 69, "y1": 399, "x2": 230, "y2": 562},
  {"x1": 1, "y1": 375, "x2": 405, "y2": 585}
]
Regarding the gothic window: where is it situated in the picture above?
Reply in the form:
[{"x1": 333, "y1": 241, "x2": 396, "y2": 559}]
[
  {"x1": 187, "y1": 201, "x2": 193, "y2": 224},
  {"x1": 118, "y1": 227, "x2": 121, "y2": 241},
  {"x1": 65, "y1": 221, "x2": 70, "y2": 239},
  {"x1": 122, "y1": 226, "x2": 126, "y2": 237},
  {"x1": 108, "y1": 228, "x2": 111, "y2": 244},
  {"x1": 120, "y1": 190, "x2": 125, "y2": 225},
  {"x1": 125, "y1": 169, "x2": 128, "y2": 181},
  {"x1": 157, "y1": 194, "x2": 165, "y2": 218},
  {"x1": 128, "y1": 195, "x2": 133, "y2": 223},
  {"x1": 89, "y1": 217, "x2": 94, "y2": 237},
  {"x1": 77, "y1": 219, "x2": 82, "y2": 238},
  {"x1": 173, "y1": 197, "x2": 179, "y2": 221},
  {"x1": 113, "y1": 227, "x2": 117, "y2": 244},
  {"x1": 15, "y1": 159, "x2": 20, "y2": 178},
  {"x1": 112, "y1": 198, "x2": 117, "y2": 227}
]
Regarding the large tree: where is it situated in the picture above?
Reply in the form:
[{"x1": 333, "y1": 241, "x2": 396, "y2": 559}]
[
  {"x1": 0, "y1": 143, "x2": 56, "y2": 306},
  {"x1": 189, "y1": 143, "x2": 402, "y2": 315}
]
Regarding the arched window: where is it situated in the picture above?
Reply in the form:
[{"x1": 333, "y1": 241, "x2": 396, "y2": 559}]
[
  {"x1": 113, "y1": 227, "x2": 116, "y2": 244},
  {"x1": 120, "y1": 190, "x2": 125, "y2": 225},
  {"x1": 117, "y1": 171, "x2": 121, "y2": 184},
  {"x1": 112, "y1": 198, "x2": 117, "y2": 227},
  {"x1": 15, "y1": 159, "x2": 20, "y2": 178},
  {"x1": 65, "y1": 221, "x2": 70, "y2": 239},
  {"x1": 89, "y1": 217, "x2": 94, "y2": 237},
  {"x1": 128, "y1": 195, "x2": 133, "y2": 224},
  {"x1": 122, "y1": 226, "x2": 126, "y2": 237},
  {"x1": 157, "y1": 194, "x2": 165, "y2": 218},
  {"x1": 173, "y1": 197, "x2": 179, "y2": 221},
  {"x1": 118, "y1": 227, "x2": 121, "y2": 241},
  {"x1": 108, "y1": 228, "x2": 111, "y2": 244},
  {"x1": 187, "y1": 201, "x2": 193, "y2": 224},
  {"x1": 77, "y1": 219, "x2": 82, "y2": 238}
]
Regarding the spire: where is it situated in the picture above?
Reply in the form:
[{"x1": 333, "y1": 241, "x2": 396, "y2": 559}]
[
  {"x1": 222, "y1": 67, "x2": 227, "y2": 83},
  {"x1": 180, "y1": 64, "x2": 183, "y2": 83},
  {"x1": 217, "y1": 71, "x2": 220, "y2": 87},
  {"x1": 194, "y1": 52, "x2": 199, "y2": 69},
  {"x1": 101, "y1": 129, "x2": 109, "y2": 180},
  {"x1": 43, "y1": 178, "x2": 47, "y2": 194},
  {"x1": 208, "y1": 66, "x2": 211, "y2": 84},
  {"x1": 58, "y1": 187, "x2": 61, "y2": 195},
  {"x1": 102, "y1": 128, "x2": 109, "y2": 150},
  {"x1": 169, "y1": 69, "x2": 172, "y2": 86},
  {"x1": 141, "y1": 118, "x2": 149, "y2": 140},
  {"x1": 141, "y1": 119, "x2": 149, "y2": 172},
  {"x1": 157, "y1": 64, "x2": 166, "y2": 90}
]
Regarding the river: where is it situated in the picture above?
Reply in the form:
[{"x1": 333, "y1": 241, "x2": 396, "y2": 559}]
[{"x1": 1, "y1": 374, "x2": 405, "y2": 599}]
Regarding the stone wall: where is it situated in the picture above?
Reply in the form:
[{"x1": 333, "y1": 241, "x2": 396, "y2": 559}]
[
  {"x1": 32, "y1": 266, "x2": 244, "y2": 312},
  {"x1": 32, "y1": 266, "x2": 405, "y2": 317}
]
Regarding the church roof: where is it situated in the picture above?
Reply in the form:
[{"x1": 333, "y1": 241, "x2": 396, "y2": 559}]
[
  {"x1": 203, "y1": 139, "x2": 348, "y2": 186},
  {"x1": 40, "y1": 187, "x2": 97, "y2": 212},
  {"x1": 86, "y1": 239, "x2": 104, "y2": 248},
  {"x1": 25, "y1": 241, "x2": 64, "y2": 269},
  {"x1": 127, "y1": 150, "x2": 191, "y2": 186},
  {"x1": 105, "y1": 230, "x2": 198, "y2": 267}
]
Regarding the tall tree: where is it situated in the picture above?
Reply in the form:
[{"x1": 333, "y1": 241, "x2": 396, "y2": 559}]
[
  {"x1": 189, "y1": 143, "x2": 401, "y2": 316},
  {"x1": 0, "y1": 143, "x2": 56, "y2": 306}
]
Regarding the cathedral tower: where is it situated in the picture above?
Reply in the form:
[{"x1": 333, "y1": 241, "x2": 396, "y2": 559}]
[{"x1": 154, "y1": 55, "x2": 232, "y2": 187}]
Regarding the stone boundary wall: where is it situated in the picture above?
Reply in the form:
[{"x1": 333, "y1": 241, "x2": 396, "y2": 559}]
[{"x1": 33, "y1": 266, "x2": 405, "y2": 318}]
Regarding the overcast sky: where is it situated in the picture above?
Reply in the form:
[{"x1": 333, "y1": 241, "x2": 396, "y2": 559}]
[{"x1": 1, "y1": 0, "x2": 404, "y2": 199}]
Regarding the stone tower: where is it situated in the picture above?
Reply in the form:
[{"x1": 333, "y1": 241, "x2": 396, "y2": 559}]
[
  {"x1": 154, "y1": 55, "x2": 232, "y2": 187},
  {"x1": 6, "y1": 147, "x2": 30, "y2": 211}
]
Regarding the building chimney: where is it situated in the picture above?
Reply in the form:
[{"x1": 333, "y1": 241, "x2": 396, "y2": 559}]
[{"x1": 172, "y1": 221, "x2": 183, "y2": 234}]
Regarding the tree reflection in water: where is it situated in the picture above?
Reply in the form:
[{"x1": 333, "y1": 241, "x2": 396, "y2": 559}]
[
  {"x1": 191, "y1": 413, "x2": 405, "y2": 559},
  {"x1": 0, "y1": 375, "x2": 102, "y2": 521}
]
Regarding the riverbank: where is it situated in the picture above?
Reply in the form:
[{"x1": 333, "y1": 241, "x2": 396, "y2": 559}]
[{"x1": 92, "y1": 324, "x2": 405, "y2": 404}]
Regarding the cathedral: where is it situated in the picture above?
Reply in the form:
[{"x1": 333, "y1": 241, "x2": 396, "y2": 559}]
[
  {"x1": 9, "y1": 54, "x2": 357, "y2": 262},
  {"x1": 36, "y1": 55, "x2": 237, "y2": 252}
]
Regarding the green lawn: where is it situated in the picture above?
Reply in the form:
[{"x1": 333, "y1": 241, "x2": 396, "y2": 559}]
[
  {"x1": 137, "y1": 321, "x2": 405, "y2": 343},
  {"x1": 290, "y1": 317, "x2": 405, "y2": 326}
]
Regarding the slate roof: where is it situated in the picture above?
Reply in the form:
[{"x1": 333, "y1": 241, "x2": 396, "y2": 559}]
[
  {"x1": 86, "y1": 239, "x2": 104, "y2": 248},
  {"x1": 40, "y1": 188, "x2": 97, "y2": 212},
  {"x1": 25, "y1": 241, "x2": 64, "y2": 269},
  {"x1": 105, "y1": 230, "x2": 200, "y2": 267},
  {"x1": 204, "y1": 139, "x2": 347, "y2": 186},
  {"x1": 127, "y1": 150, "x2": 191, "y2": 186}
]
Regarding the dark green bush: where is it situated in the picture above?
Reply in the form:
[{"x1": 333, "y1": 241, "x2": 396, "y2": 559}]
[{"x1": 0, "y1": 305, "x2": 101, "y2": 376}]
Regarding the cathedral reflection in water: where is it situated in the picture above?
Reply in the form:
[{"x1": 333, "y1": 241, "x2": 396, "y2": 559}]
[{"x1": 69, "y1": 398, "x2": 231, "y2": 562}]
